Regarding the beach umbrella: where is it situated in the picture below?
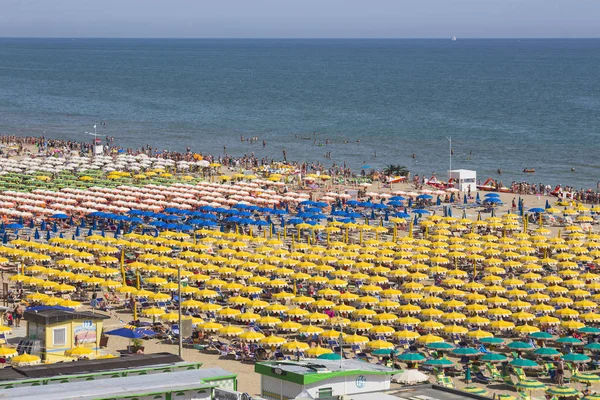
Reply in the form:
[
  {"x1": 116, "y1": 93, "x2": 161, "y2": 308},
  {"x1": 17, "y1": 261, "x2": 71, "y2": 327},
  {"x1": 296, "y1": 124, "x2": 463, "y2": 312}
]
[
  {"x1": 392, "y1": 369, "x2": 429, "y2": 385},
  {"x1": 579, "y1": 327, "x2": 600, "y2": 334},
  {"x1": 64, "y1": 346, "x2": 94, "y2": 358},
  {"x1": 546, "y1": 386, "x2": 581, "y2": 398},
  {"x1": 507, "y1": 341, "x2": 533, "y2": 350},
  {"x1": 572, "y1": 374, "x2": 600, "y2": 384},
  {"x1": 0, "y1": 346, "x2": 18, "y2": 358},
  {"x1": 562, "y1": 353, "x2": 591, "y2": 363},
  {"x1": 529, "y1": 331, "x2": 553, "y2": 340},
  {"x1": 556, "y1": 336, "x2": 584, "y2": 346},
  {"x1": 423, "y1": 358, "x2": 453, "y2": 367},
  {"x1": 480, "y1": 353, "x2": 508, "y2": 362},
  {"x1": 584, "y1": 343, "x2": 600, "y2": 351},
  {"x1": 510, "y1": 358, "x2": 538, "y2": 368},
  {"x1": 371, "y1": 349, "x2": 399, "y2": 356},
  {"x1": 426, "y1": 342, "x2": 454, "y2": 350},
  {"x1": 515, "y1": 380, "x2": 546, "y2": 391},
  {"x1": 317, "y1": 353, "x2": 342, "y2": 360},
  {"x1": 397, "y1": 352, "x2": 426, "y2": 363},
  {"x1": 11, "y1": 353, "x2": 41, "y2": 366},
  {"x1": 451, "y1": 347, "x2": 479, "y2": 357},
  {"x1": 533, "y1": 348, "x2": 561, "y2": 357},
  {"x1": 479, "y1": 337, "x2": 504, "y2": 345}
]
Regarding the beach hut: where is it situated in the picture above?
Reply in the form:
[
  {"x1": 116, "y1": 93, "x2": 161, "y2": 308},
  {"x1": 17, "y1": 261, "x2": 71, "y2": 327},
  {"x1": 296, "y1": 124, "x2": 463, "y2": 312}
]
[
  {"x1": 24, "y1": 307, "x2": 109, "y2": 363},
  {"x1": 448, "y1": 169, "x2": 477, "y2": 192},
  {"x1": 255, "y1": 359, "x2": 397, "y2": 399}
]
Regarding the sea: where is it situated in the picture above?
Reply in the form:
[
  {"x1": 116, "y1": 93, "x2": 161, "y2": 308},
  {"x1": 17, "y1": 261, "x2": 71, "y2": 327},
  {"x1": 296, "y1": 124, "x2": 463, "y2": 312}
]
[{"x1": 0, "y1": 38, "x2": 599, "y2": 189}]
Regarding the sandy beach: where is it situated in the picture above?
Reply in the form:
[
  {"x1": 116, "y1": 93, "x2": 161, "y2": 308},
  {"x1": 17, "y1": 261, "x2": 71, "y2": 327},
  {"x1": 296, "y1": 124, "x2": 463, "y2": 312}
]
[{"x1": 1, "y1": 138, "x2": 600, "y2": 399}]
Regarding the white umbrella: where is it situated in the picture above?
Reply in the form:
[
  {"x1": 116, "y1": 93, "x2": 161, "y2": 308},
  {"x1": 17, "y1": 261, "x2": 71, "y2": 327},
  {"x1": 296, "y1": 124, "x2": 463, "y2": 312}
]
[{"x1": 392, "y1": 369, "x2": 429, "y2": 384}]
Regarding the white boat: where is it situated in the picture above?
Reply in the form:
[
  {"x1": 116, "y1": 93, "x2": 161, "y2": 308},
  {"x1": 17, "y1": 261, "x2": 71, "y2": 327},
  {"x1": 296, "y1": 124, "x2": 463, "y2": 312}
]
[{"x1": 451, "y1": 36, "x2": 457, "y2": 41}]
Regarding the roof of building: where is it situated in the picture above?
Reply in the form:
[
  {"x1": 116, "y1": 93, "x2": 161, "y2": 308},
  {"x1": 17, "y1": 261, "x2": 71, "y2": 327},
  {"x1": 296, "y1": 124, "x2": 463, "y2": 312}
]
[
  {"x1": 24, "y1": 308, "x2": 110, "y2": 325},
  {"x1": 256, "y1": 359, "x2": 397, "y2": 385},
  {"x1": 0, "y1": 368, "x2": 235, "y2": 400},
  {"x1": 0, "y1": 352, "x2": 183, "y2": 381}
]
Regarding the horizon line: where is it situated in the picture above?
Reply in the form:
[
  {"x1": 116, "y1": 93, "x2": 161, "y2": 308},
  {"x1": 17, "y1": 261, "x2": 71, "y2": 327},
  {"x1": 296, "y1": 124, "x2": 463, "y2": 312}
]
[{"x1": 1, "y1": 36, "x2": 600, "y2": 40}]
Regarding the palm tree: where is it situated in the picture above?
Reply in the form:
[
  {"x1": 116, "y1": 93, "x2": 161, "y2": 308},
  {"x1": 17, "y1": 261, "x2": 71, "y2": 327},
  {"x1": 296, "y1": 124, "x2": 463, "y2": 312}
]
[{"x1": 383, "y1": 165, "x2": 409, "y2": 177}]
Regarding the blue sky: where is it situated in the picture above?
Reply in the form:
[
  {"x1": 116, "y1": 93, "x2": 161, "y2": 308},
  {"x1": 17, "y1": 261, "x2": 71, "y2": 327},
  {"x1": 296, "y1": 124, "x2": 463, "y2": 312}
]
[{"x1": 1, "y1": 0, "x2": 598, "y2": 38}]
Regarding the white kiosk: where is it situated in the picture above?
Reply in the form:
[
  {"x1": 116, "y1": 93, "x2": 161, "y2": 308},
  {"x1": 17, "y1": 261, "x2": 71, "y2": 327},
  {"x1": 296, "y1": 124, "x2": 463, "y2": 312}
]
[{"x1": 448, "y1": 169, "x2": 476, "y2": 192}]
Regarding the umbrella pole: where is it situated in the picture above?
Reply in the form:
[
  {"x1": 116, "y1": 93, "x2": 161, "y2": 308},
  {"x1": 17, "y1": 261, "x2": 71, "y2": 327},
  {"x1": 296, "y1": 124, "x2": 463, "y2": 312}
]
[
  {"x1": 178, "y1": 264, "x2": 182, "y2": 357},
  {"x1": 120, "y1": 246, "x2": 125, "y2": 285}
]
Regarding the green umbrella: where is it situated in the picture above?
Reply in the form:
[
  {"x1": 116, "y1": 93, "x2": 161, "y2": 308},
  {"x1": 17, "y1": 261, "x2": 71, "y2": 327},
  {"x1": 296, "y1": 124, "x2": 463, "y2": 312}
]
[
  {"x1": 480, "y1": 353, "x2": 508, "y2": 362},
  {"x1": 427, "y1": 342, "x2": 455, "y2": 350},
  {"x1": 583, "y1": 395, "x2": 600, "y2": 400},
  {"x1": 515, "y1": 380, "x2": 547, "y2": 390},
  {"x1": 397, "y1": 353, "x2": 426, "y2": 362},
  {"x1": 423, "y1": 358, "x2": 454, "y2": 366},
  {"x1": 533, "y1": 347, "x2": 561, "y2": 357},
  {"x1": 462, "y1": 386, "x2": 487, "y2": 396},
  {"x1": 479, "y1": 337, "x2": 504, "y2": 345},
  {"x1": 572, "y1": 373, "x2": 600, "y2": 383},
  {"x1": 562, "y1": 353, "x2": 591, "y2": 363},
  {"x1": 507, "y1": 341, "x2": 533, "y2": 350},
  {"x1": 579, "y1": 327, "x2": 600, "y2": 335},
  {"x1": 584, "y1": 342, "x2": 600, "y2": 351},
  {"x1": 371, "y1": 349, "x2": 399, "y2": 356},
  {"x1": 530, "y1": 331, "x2": 553, "y2": 340},
  {"x1": 546, "y1": 386, "x2": 581, "y2": 398},
  {"x1": 510, "y1": 358, "x2": 539, "y2": 368},
  {"x1": 317, "y1": 353, "x2": 342, "y2": 360},
  {"x1": 556, "y1": 336, "x2": 584, "y2": 345},
  {"x1": 451, "y1": 348, "x2": 480, "y2": 357},
  {"x1": 497, "y1": 395, "x2": 516, "y2": 400}
]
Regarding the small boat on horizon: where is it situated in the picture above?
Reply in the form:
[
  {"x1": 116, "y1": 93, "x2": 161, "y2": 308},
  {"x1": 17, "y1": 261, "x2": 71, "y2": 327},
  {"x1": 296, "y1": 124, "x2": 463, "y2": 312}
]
[{"x1": 451, "y1": 36, "x2": 457, "y2": 41}]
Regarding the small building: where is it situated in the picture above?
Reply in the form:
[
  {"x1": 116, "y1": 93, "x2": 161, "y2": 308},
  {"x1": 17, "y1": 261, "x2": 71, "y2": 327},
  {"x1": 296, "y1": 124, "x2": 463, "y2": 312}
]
[
  {"x1": 24, "y1": 308, "x2": 110, "y2": 363},
  {"x1": 0, "y1": 367, "x2": 236, "y2": 400},
  {"x1": 448, "y1": 169, "x2": 476, "y2": 193},
  {"x1": 255, "y1": 359, "x2": 397, "y2": 400}
]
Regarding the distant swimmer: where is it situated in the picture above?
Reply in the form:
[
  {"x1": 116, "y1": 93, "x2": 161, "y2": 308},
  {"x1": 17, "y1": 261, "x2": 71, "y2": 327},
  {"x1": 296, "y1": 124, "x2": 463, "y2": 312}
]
[
  {"x1": 357, "y1": 139, "x2": 361, "y2": 143},
  {"x1": 412, "y1": 153, "x2": 416, "y2": 159},
  {"x1": 497, "y1": 168, "x2": 502, "y2": 174},
  {"x1": 571, "y1": 167, "x2": 576, "y2": 172}
]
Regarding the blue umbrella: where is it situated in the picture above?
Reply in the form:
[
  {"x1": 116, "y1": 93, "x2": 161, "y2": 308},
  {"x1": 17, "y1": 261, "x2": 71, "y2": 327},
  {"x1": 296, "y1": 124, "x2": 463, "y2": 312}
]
[
  {"x1": 34, "y1": 229, "x2": 40, "y2": 240},
  {"x1": 40, "y1": 220, "x2": 47, "y2": 230},
  {"x1": 484, "y1": 193, "x2": 500, "y2": 198},
  {"x1": 75, "y1": 227, "x2": 80, "y2": 237},
  {"x1": 436, "y1": 197, "x2": 441, "y2": 206},
  {"x1": 417, "y1": 194, "x2": 433, "y2": 200},
  {"x1": 105, "y1": 327, "x2": 156, "y2": 339},
  {"x1": 545, "y1": 199, "x2": 550, "y2": 209},
  {"x1": 476, "y1": 193, "x2": 481, "y2": 203},
  {"x1": 5, "y1": 223, "x2": 23, "y2": 229},
  {"x1": 50, "y1": 213, "x2": 69, "y2": 219},
  {"x1": 29, "y1": 219, "x2": 34, "y2": 229},
  {"x1": 2, "y1": 233, "x2": 7, "y2": 244},
  {"x1": 413, "y1": 209, "x2": 430, "y2": 215},
  {"x1": 46, "y1": 230, "x2": 51, "y2": 241},
  {"x1": 484, "y1": 198, "x2": 503, "y2": 204},
  {"x1": 528, "y1": 208, "x2": 545, "y2": 213},
  {"x1": 464, "y1": 194, "x2": 468, "y2": 204}
]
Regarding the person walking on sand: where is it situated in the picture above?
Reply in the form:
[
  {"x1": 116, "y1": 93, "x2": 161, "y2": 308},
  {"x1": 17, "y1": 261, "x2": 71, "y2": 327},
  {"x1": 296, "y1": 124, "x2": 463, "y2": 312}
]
[{"x1": 13, "y1": 304, "x2": 23, "y2": 328}]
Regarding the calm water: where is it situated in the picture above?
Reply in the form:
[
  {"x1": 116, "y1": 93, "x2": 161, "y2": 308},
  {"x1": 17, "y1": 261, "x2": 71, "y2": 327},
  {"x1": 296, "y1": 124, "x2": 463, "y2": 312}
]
[{"x1": 0, "y1": 38, "x2": 599, "y2": 188}]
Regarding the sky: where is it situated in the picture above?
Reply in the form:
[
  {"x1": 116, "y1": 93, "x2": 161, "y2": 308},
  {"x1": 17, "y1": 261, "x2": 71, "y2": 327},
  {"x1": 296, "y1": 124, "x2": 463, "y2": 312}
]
[{"x1": 0, "y1": 0, "x2": 599, "y2": 38}]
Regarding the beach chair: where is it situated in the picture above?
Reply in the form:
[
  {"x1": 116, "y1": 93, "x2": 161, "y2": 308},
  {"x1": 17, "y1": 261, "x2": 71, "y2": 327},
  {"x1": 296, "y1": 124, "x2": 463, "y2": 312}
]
[
  {"x1": 539, "y1": 362, "x2": 555, "y2": 377},
  {"x1": 513, "y1": 367, "x2": 527, "y2": 381},
  {"x1": 485, "y1": 363, "x2": 502, "y2": 381},
  {"x1": 478, "y1": 344, "x2": 491, "y2": 354},
  {"x1": 473, "y1": 369, "x2": 491, "y2": 384},
  {"x1": 517, "y1": 391, "x2": 532, "y2": 400},
  {"x1": 440, "y1": 376, "x2": 455, "y2": 388},
  {"x1": 502, "y1": 372, "x2": 517, "y2": 388}
]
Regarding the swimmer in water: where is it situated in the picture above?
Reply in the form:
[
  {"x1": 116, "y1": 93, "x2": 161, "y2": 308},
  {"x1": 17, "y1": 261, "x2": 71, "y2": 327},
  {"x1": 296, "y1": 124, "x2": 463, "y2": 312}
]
[{"x1": 571, "y1": 167, "x2": 576, "y2": 172}]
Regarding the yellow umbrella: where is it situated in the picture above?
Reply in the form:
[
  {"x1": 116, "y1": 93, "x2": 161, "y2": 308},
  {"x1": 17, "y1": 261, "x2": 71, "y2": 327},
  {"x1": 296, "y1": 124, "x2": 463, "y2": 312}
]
[{"x1": 305, "y1": 346, "x2": 333, "y2": 357}]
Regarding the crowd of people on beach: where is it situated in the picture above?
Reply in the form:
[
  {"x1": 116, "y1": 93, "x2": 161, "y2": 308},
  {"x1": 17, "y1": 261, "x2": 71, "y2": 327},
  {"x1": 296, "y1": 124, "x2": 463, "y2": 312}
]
[{"x1": 2, "y1": 134, "x2": 600, "y2": 201}]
